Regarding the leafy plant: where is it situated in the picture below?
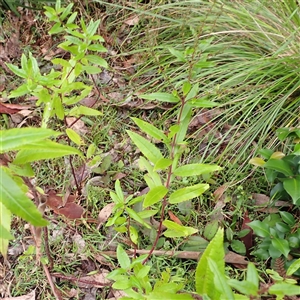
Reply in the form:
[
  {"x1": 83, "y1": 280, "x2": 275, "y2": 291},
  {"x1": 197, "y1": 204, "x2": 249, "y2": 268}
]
[
  {"x1": 250, "y1": 128, "x2": 300, "y2": 205},
  {"x1": 108, "y1": 228, "x2": 300, "y2": 299},
  {"x1": 106, "y1": 77, "x2": 221, "y2": 255},
  {"x1": 0, "y1": 0, "x2": 107, "y2": 258}
]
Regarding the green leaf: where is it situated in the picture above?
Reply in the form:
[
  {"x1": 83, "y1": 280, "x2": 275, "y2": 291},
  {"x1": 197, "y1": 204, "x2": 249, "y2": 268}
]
[
  {"x1": 82, "y1": 65, "x2": 102, "y2": 74},
  {"x1": 125, "y1": 207, "x2": 151, "y2": 229},
  {"x1": 116, "y1": 244, "x2": 130, "y2": 270},
  {"x1": 169, "y1": 184, "x2": 209, "y2": 204},
  {"x1": 85, "y1": 55, "x2": 108, "y2": 68},
  {"x1": 8, "y1": 163, "x2": 34, "y2": 177},
  {"x1": 0, "y1": 128, "x2": 60, "y2": 153},
  {"x1": 139, "y1": 93, "x2": 180, "y2": 103},
  {"x1": 131, "y1": 118, "x2": 169, "y2": 143},
  {"x1": 13, "y1": 140, "x2": 83, "y2": 164},
  {"x1": 188, "y1": 98, "x2": 219, "y2": 108},
  {"x1": 66, "y1": 128, "x2": 83, "y2": 145},
  {"x1": 246, "y1": 263, "x2": 259, "y2": 290},
  {"x1": 204, "y1": 220, "x2": 219, "y2": 241},
  {"x1": 127, "y1": 131, "x2": 163, "y2": 164},
  {"x1": 154, "y1": 158, "x2": 173, "y2": 171},
  {"x1": 207, "y1": 258, "x2": 234, "y2": 300},
  {"x1": 68, "y1": 105, "x2": 102, "y2": 117},
  {"x1": 0, "y1": 167, "x2": 48, "y2": 226},
  {"x1": 271, "y1": 238, "x2": 290, "y2": 258},
  {"x1": 163, "y1": 220, "x2": 198, "y2": 237},
  {"x1": 287, "y1": 258, "x2": 300, "y2": 276},
  {"x1": 8, "y1": 84, "x2": 30, "y2": 98},
  {"x1": 6, "y1": 64, "x2": 27, "y2": 78},
  {"x1": 247, "y1": 220, "x2": 270, "y2": 238},
  {"x1": 0, "y1": 202, "x2": 13, "y2": 259},
  {"x1": 87, "y1": 44, "x2": 107, "y2": 52},
  {"x1": 168, "y1": 47, "x2": 186, "y2": 62},
  {"x1": 173, "y1": 164, "x2": 221, "y2": 177},
  {"x1": 279, "y1": 211, "x2": 295, "y2": 226},
  {"x1": 283, "y1": 176, "x2": 300, "y2": 204},
  {"x1": 249, "y1": 157, "x2": 266, "y2": 167},
  {"x1": 138, "y1": 209, "x2": 158, "y2": 219},
  {"x1": 195, "y1": 228, "x2": 224, "y2": 298},
  {"x1": 185, "y1": 83, "x2": 199, "y2": 101},
  {"x1": 231, "y1": 240, "x2": 246, "y2": 255},
  {"x1": 264, "y1": 159, "x2": 294, "y2": 176},
  {"x1": 269, "y1": 283, "x2": 300, "y2": 296},
  {"x1": 143, "y1": 186, "x2": 168, "y2": 208},
  {"x1": 227, "y1": 280, "x2": 258, "y2": 296}
]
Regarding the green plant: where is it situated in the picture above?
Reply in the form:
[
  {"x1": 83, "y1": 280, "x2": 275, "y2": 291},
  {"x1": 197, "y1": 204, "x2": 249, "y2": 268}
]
[
  {"x1": 250, "y1": 128, "x2": 300, "y2": 205},
  {"x1": 0, "y1": 0, "x2": 107, "y2": 258},
  {"x1": 97, "y1": 0, "x2": 300, "y2": 180},
  {"x1": 106, "y1": 78, "x2": 221, "y2": 254},
  {"x1": 107, "y1": 228, "x2": 300, "y2": 299}
]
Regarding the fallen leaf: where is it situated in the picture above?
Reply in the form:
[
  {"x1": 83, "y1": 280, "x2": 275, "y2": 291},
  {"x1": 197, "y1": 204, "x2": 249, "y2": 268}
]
[
  {"x1": 2, "y1": 290, "x2": 35, "y2": 300},
  {"x1": 124, "y1": 15, "x2": 139, "y2": 26},
  {"x1": 77, "y1": 270, "x2": 111, "y2": 288},
  {"x1": 46, "y1": 190, "x2": 84, "y2": 219},
  {"x1": 66, "y1": 117, "x2": 88, "y2": 135},
  {"x1": 97, "y1": 203, "x2": 115, "y2": 229},
  {"x1": 168, "y1": 211, "x2": 182, "y2": 225}
]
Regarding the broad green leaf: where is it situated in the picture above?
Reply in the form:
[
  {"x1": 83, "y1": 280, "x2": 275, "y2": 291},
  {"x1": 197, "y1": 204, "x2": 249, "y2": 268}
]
[
  {"x1": 231, "y1": 240, "x2": 246, "y2": 255},
  {"x1": 68, "y1": 105, "x2": 102, "y2": 117},
  {"x1": 169, "y1": 184, "x2": 209, "y2": 204},
  {"x1": 188, "y1": 98, "x2": 219, "y2": 108},
  {"x1": 154, "y1": 158, "x2": 173, "y2": 171},
  {"x1": 8, "y1": 84, "x2": 30, "y2": 98},
  {"x1": 0, "y1": 202, "x2": 13, "y2": 259},
  {"x1": 279, "y1": 211, "x2": 295, "y2": 226},
  {"x1": 116, "y1": 244, "x2": 130, "y2": 270},
  {"x1": 176, "y1": 103, "x2": 192, "y2": 144},
  {"x1": 131, "y1": 118, "x2": 168, "y2": 143},
  {"x1": 82, "y1": 65, "x2": 102, "y2": 74},
  {"x1": 207, "y1": 258, "x2": 234, "y2": 300},
  {"x1": 163, "y1": 220, "x2": 198, "y2": 237},
  {"x1": 271, "y1": 238, "x2": 290, "y2": 258},
  {"x1": 182, "y1": 81, "x2": 191, "y2": 96},
  {"x1": 0, "y1": 167, "x2": 48, "y2": 226},
  {"x1": 85, "y1": 55, "x2": 108, "y2": 68},
  {"x1": 0, "y1": 128, "x2": 60, "y2": 153},
  {"x1": 247, "y1": 220, "x2": 270, "y2": 238},
  {"x1": 6, "y1": 64, "x2": 27, "y2": 78},
  {"x1": 287, "y1": 258, "x2": 300, "y2": 276},
  {"x1": 87, "y1": 44, "x2": 107, "y2": 52},
  {"x1": 8, "y1": 163, "x2": 34, "y2": 177},
  {"x1": 249, "y1": 157, "x2": 266, "y2": 167},
  {"x1": 139, "y1": 93, "x2": 180, "y2": 103},
  {"x1": 269, "y1": 283, "x2": 300, "y2": 296},
  {"x1": 246, "y1": 263, "x2": 259, "y2": 290},
  {"x1": 13, "y1": 140, "x2": 83, "y2": 164},
  {"x1": 270, "y1": 152, "x2": 285, "y2": 159},
  {"x1": 125, "y1": 207, "x2": 151, "y2": 229},
  {"x1": 86, "y1": 19, "x2": 100, "y2": 37},
  {"x1": 227, "y1": 280, "x2": 258, "y2": 296},
  {"x1": 195, "y1": 228, "x2": 224, "y2": 298},
  {"x1": 138, "y1": 209, "x2": 158, "y2": 219},
  {"x1": 148, "y1": 292, "x2": 193, "y2": 300},
  {"x1": 168, "y1": 47, "x2": 186, "y2": 62},
  {"x1": 204, "y1": 220, "x2": 219, "y2": 240},
  {"x1": 66, "y1": 128, "x2": 83, "y2": 145},
  {"x1": 127, "y1": 131, "x2": 163, "y2": 164},
  {"x1": 185, "y1": 83, "x2": 199, "y2": 101},
  {"x1": 143, "y1": 186, "x2": 168, "y2": 208},
  {"x1": 264, "y1": 159, "x2": 294, "y2": 176},
  {"x1": 283, "y1": 177, "x2": 300, "y2": 204},
  {"x1": 173, "y1": 164, "x2": 221, "y2": 177}
]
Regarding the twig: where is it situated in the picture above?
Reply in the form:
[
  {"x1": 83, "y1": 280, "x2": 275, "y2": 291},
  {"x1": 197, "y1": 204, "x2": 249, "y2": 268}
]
[{"x1": 42, "y1": 264, "x2": 63, "y2": 300}]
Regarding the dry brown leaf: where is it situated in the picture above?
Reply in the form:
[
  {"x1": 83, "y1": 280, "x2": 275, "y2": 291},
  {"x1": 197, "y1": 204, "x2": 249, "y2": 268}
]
[
  {"x1": 3, "y1": 290, "x2": 35, "y2": 300},
  {"x1": 97, "y1": 203, "x2": 115, "y2": 229},
  {"x1": 46, "y1": 190, "x2": 84, "y2": 219},
  {"x1": 168, "y1": 211, "x2": 183, "y2": 225},
  {"x1": 124, "y1": 15, "x2": 139, "y2": 26},
  {"x1": 66, "y1": 117, "x2": 88, "y2": 135},
  {"x1": 77, "y1": 270, "x2": 111, "y2": 288}
]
